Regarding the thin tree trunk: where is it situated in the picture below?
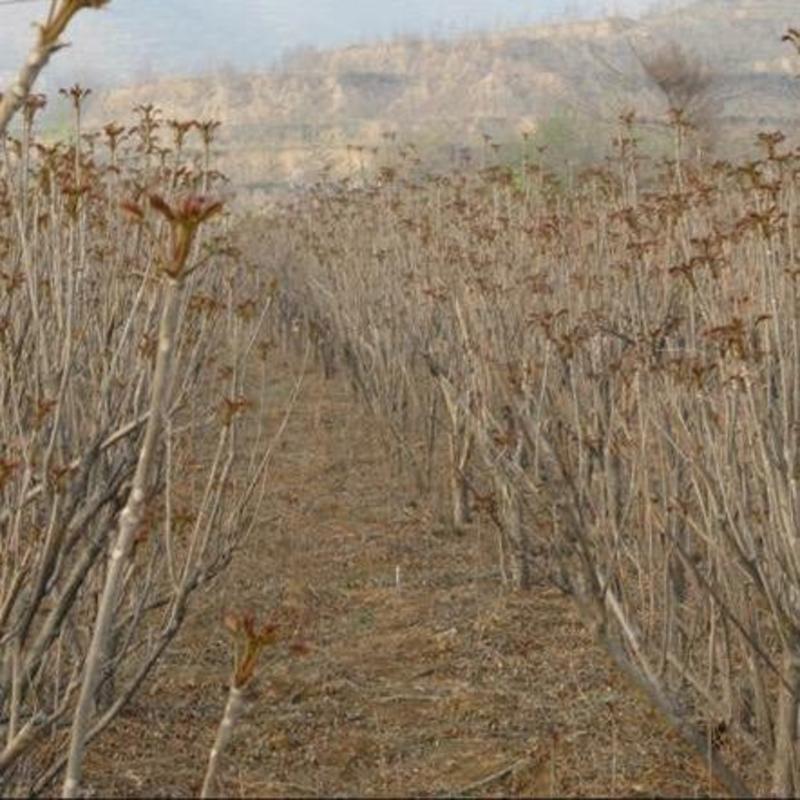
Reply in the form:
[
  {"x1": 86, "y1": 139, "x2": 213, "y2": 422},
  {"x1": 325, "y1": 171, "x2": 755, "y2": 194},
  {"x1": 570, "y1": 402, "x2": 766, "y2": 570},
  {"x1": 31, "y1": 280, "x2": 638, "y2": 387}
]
[
  {"x1": 448, "y1": 421, "x2": 472, "y2": 533},
  {"x1": 450, "y1": 453, "x2": 471, "y2": 531},
  {"x1": 62, "y1": 278, "x2": 182, "y2": 798},
  {"x1": 772, "y1": 639, "x2": 800, "y2": 796},
  {"x1": 201, "y1": 685, "x2": 247, "y2": 798},
  {"x1": 497, "y1": 479, "x2": 530, "y2": 590},
  {"x1": 0, "y1": 3, "x2": 107, "y2": 137}
]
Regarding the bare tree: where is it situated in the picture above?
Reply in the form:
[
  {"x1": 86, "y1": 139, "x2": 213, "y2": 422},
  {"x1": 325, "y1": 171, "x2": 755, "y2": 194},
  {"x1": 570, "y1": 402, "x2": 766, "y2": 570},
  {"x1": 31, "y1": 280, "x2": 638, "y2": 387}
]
[{"x1": 634, "y1": 40, "x2": 720, "y2": 156}]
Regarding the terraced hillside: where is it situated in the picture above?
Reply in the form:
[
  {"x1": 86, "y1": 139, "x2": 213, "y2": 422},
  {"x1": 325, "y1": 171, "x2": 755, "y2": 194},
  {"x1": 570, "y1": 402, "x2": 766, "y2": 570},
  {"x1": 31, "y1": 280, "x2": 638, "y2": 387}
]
[{"x1": 84, "y1": 0, "x2": 800, "y2": 191}]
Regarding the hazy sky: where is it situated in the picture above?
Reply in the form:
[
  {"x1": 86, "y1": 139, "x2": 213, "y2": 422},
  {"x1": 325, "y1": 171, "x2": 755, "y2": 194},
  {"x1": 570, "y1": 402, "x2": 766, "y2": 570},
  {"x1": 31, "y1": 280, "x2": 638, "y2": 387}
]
[{"x1": 1, "y1": 0, "x2": 657, "y2": 87}]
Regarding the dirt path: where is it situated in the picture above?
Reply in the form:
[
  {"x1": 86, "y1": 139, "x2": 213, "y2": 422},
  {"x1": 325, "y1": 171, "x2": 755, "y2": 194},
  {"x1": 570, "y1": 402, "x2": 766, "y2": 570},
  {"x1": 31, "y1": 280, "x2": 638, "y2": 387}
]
[{"x1": 88, "y1": 362, "x2": 722, "y2": 797}]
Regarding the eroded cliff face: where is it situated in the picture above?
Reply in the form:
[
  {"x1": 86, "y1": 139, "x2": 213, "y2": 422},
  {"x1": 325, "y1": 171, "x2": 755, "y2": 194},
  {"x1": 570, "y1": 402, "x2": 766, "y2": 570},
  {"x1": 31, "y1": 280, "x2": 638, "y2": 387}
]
[{"x1": 84, "y1": 0, "x2": 800, "y2": 191}]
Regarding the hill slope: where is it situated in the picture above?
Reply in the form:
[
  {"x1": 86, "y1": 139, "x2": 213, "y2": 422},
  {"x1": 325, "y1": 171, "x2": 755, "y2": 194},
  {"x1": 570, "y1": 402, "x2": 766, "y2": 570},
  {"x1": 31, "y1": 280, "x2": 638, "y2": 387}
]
[{"x1": 85, "y1": 0, "x2": 800, "y2": 191}]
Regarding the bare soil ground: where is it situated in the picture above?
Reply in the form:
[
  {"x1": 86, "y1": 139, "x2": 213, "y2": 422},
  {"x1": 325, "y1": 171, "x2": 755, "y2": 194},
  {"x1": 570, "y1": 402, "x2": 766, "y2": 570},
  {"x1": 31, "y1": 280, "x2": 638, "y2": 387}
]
[{"x1": 84, "y1": 360, "x2": 736, "y2": 797}]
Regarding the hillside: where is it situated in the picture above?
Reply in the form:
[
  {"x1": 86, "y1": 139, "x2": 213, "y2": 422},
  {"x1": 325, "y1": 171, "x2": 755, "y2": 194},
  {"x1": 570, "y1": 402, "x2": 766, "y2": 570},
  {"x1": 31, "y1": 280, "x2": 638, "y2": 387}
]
[{"x1": 84, "y1": 0, "x2": 800, "y2": 192}]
